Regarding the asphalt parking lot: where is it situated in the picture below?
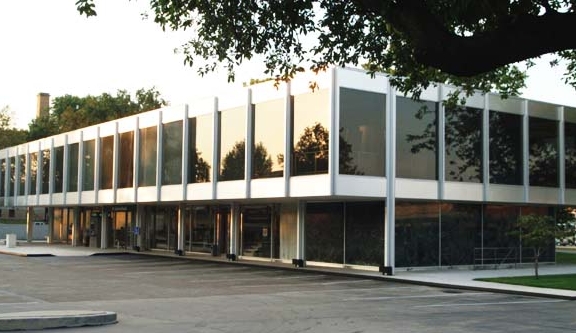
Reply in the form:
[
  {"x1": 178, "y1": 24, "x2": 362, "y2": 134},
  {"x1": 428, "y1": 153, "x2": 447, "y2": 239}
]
[{"x1": 0, "y1": 253, "x2": 574, "y2": 332}]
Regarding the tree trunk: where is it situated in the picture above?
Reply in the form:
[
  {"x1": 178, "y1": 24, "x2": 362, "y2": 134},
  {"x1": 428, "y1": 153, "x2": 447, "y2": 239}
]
[{"x1": 534, "y1": 248, "x2": 540, "y2": 279}]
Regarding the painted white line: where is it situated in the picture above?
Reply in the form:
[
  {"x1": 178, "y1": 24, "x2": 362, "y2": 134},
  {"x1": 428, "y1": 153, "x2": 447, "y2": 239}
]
[
  {"x1": 344, "y1": 292, "x2": 488, "y2": 301},
  {"x1": 415, "y1": 299, "x2": 566, "y2": 308},
  {"x1": 0, "y1": 302, "x2": 40, "y2": 306}
]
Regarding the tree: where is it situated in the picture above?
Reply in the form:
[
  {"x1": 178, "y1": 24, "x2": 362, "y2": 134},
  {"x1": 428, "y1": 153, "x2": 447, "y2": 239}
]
[
  {"x1": 220, "y1": 140, "x2": 273, "y2": 181},
  {"x1": 77, "y1": 1, "x2": 576, "y2": 100},
  {"x1": 0, "y1": 106, "x2": 28, "y2": 149},
  {"x1": 512, "y1": 212, "x2": 575, "y2": 278},
  {"x1": 27, "y1": 88, "x2": 167, "y2": 141}
]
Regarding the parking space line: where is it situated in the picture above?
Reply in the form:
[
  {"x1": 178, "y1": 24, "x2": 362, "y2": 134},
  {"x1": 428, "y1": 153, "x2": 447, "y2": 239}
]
[{"x1": 414, "y1": 299, "x2": 566, "y2": 308}]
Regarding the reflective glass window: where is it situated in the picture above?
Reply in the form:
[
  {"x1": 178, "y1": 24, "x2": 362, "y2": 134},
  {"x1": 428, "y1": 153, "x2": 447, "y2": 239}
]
[
  {"x1": 100, "y1": 136, "x2": 114, "y2": 190},
  {"x1": 566, "y1": 122, "x2": 576, "y2": 188},
  {"x1": 67, "y1": 143, "x2": 79, "y2": 192},
  {"x1": 186, "y1": 207, "x2": 214, "y2": 253},
  {"x1": 445, "y1": 106, "x2": 483, "y2": 182},
  {"x1": 29, "y1": 153, "x2": 38, "y2": 195},
  {"x1": 82, "y1": 140, "x2": 96, "y2": 191},
  {"x1": 292, "y1": 90, "x2": 330, "y2": 176},
  {"x1": 396, "y1": 97, "x2": 438, "y2": 180},
  {"x1": 118, "y1": 132, "x2": 134, "y2": 188},
  {"x1": 305, "y1": 202, "x2": 343, "y2": 264},
  {"x1": 18, "y1": 155, "x2": 25, "y2": 195},
  {"x1": 440, "y1": 203, "x2": 481, "y2": 266},
  {"x1": 162, "y1": 121, "x2": 183, "y2": 185},
  {"x1": 395, "y1": 201, "x2": 439, "y2": 267},
  {"x1": 489, "y1": 111, "x2": 523, "y2": 185},
  {"x1": 139, "y1": 126, "x2": 157, "y2": 187},
  {"x1": 482, "y1": 205, "x2": 520, "y2": 265},
  {"x1": 54, "y1": 146, "x2": 64, "y2": 193},
  {"x1": 188, "y1": 115, "x2": 213, "y2": 183},
  {"x1": 339, "y1": 88, "x2": 386, "y2": 176},
  {"x1": 0, "y1": 159, "x2": 5, "y2": 197},
  {"x1": 9, "y1": 157, "x2": 15, "y2": 196},
  {"x1": 529, "y1": 117, "x2": 558, "y2": 187},
  {"x1": 41, "y1": 150, "x2": 50, "y2": 194},
  {"x1": 345, "y1": 201, "x2": 384, "y2": 266},
  {"x1": 253, "y1": 99, "x2": 284, "y2": 178},
  {"x1": 219, "y1": 107, "x2": 246, "y2": 181}
]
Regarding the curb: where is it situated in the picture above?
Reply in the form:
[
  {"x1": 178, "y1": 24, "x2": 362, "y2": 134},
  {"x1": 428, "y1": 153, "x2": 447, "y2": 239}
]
[{"x1": 0, "y1": 310, "x2": 117, "y2": 331}]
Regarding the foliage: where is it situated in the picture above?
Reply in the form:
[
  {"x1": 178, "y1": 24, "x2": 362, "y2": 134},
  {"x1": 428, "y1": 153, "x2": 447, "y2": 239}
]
[
  {"x1": 220, "y1": 140, "x2": 273, "y2": 181},
  {"x1": 76, "y1": 1, "x2": 576, "y2": 100},
  {"x1": 0, "y1": 106, "x2": 28, "y2": 149},
  {"x1": 556, "y1": 252, "x2": 576, "y2": 265},
  {"x1": 511, "y1": 212, "x2": 575, "y2": 278},
  {"x1": 476, "y1": 274, "x2": 576, "y2": 291},
  {"x1": 27, "y1": 88, "x2": 167, "y2": 141}
]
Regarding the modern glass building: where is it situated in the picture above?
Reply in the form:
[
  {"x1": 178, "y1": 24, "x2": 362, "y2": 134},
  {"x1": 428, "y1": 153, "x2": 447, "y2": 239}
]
[{"x1": 1, "y1": 67, "x2": 573, "y2": 273}]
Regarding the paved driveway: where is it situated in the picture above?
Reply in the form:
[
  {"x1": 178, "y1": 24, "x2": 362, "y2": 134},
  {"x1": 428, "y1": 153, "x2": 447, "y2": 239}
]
[{"x1": 0, "y1": 254, "x2": 574, "y2": 332}]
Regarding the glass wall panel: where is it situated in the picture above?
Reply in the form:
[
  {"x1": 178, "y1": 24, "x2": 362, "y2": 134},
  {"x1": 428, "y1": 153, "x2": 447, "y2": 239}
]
[
  {"x1": 396, "y1": 97, "x2": 438, "y2": 180},
  {"x1": 162, "y1": 121, "x2": 183, "y2": 185},
  {"x1": 395, "y1": 201, "x2": 439, "y2": 267},
  {"x1": 529, "y1": 117, "x2": 558, "y2": 187},
  {"x1": 339, "y1": 88, "x2": 386, "y2": 176},
  {"x1": 292, "y1": 89, "x2": 330, "y2": 176},
  {"x1": 253, "y1": 99, "x2": 284, "y2": 178},
  {"x1": 186, "y1": 207, "x2": 214, "y2": 253},
  {"x1": 54, "y1": 146, "x2": 64, "y2": 193},
  {"x1": 67, "y1": 143, "x2": 79, "y2": 192},
  {"x1": 18, "y1": 155, "x2": 25, "y2": 195},
  {"x1": 305, "y1": 202, "x2": 343, "y2": 263},
  {"x1": 139, "y1": 126, "x2": 157, "y2": 187},
  {"x1": 188, "y1": 115, "x2": 212, "y2": 183},
  {"x1": 29, "y1": 153, "x2": 38, "y2": 195},
  {"x1": 0, "y1": 159, "x2": 5, "y2": 197},
  {"x1": 445, "y1": 107, "x2": 483, "y2": 182},
  {"x1": 241, "y1": 206, "x2": 273, "y2": 258},
  {"x1": 219, "y1": 107, "x2": 246, "y2": 181},
  {"x1": 482, "y1": 205, "x2": 520, "y2": 265},
  {"x1": 345, "y1": 201, "x2": 384, "y2": 266},
  {"x1": 9, "y1": 157, "x2": 15, "y2": 196},
  {"x1": 118, "y1": 132, "x2": 134, "y2": 188},
  {"x1": 83, "y1": 140, "x2": 95, "y2": 191},
  {"x1": 100, "y1": 136, "x2": 114, "y2": 190},
  {"x1": 489, "y1": 111, "x2": 523, "y2": 185},
  {"x1": 147, "y1": 206, "x2": 178, "y2": 250},
  {"x1": 565, "y1": 122, "x2": 576, "y2": 188},
  {"x1": 440, "y1": 203, "x2": 481, "y2": 266},
  {"x1": 279, "y1": 203, "x2": 297, "y2": 260},
  {"x1": 41, "y1": 150, "x2": 50, "y2": 194}
]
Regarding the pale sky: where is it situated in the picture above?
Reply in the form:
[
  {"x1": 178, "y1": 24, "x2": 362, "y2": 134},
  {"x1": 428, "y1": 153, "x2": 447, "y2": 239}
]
[{"x1": 1, "y1": 0, "x2": 575, "y2": 129}]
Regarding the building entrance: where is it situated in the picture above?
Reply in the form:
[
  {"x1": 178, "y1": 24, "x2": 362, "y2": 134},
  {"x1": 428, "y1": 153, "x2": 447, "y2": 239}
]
[
  {"x1": 107, "y1": 207, "x2": 134, "y2": 249},
  {"x1": 241, "y1": 205, "x2": 279, "y2": 259}
]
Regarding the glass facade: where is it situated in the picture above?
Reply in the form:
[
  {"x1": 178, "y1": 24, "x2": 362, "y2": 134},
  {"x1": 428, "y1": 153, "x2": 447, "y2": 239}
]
[
  {"x1": 83, "y1": 140, "x2": 96, "y2": 191},
  {"x1": 292, "y1": 90, "x2": 330, "y2": 176},
  {"x1": 188, "y1": 115, "x2": 212, "y2": 183},
  {"x1": 139, "y1": 126, "x2": 157, "y2": 187},
  {"x1": 305, "y1": 202, "x2": 344, "y2": 263},
  {"x1": 100, "y1": 136, "x2": 114, "y2": 190},
  {"x1": 185, "y1": 207, "x2": 214, "y2": 253},
  {"x1": 489, "y1": 111, "x2": 523, "y2": 185},
  {"x1": 18, "y1": 154, "x2": 25, "y2": 195},
  {"x1": 29, "y1": 153, "x2": 38, "y2": 195},
  {"x1": 9, "y1": 157, "x2": 15, "y2": 196},
  {"x1": 395, "y1": 201, "x2": 439, "y2": 267},
  {"x1": 566, "y1": 121, "x2": 576, "y2": 188},
  {"x1": 482, "y1": 205, "x2": 520, "y2": 265},
  {"x1": 0, "y1": 159, "x2": 4, "y2": 197},
  {"x1": 529, "y1": 117, "x2": 558, "y2": 187},
  {"x1": 219, "y1": 107, "x2": 246, "y2": 181},
  {"x1": 162, "y1": 121, "x2": 183, "y2": 185},
  {"x1": 440, "y1": 203, "x2": 481, "y2": 266},
  {"x1": 339, "y1": 88, "x2": 386, "y2": 176},
  {"x1": 67, "y1": 143, "x2": 79, "y2": 192},
  {"x1": 54, "y1": 146, "x2": 64, "y2": 193},
  {"x1": 345, "y1": 202, "x2": 384, "y2": 266},
  {"x1": 118, "y1": 132, "x2": 134, "y2": 188},
  {"x1": 445, "y1": 106, "x2": 483, "y2": 182},
  {"x1": 253, "y1": 99, "x2": 284, "y2": 178},
  {"x1": 41, "y1": 150, "x2": 50, "y2": 194},
  {"x1": 396, "y1": 97, "x2": 438, "y2": 180}
]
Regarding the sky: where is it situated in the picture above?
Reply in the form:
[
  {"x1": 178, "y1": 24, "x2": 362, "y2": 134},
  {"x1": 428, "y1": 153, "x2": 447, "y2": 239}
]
[{"x1": 1, "y1": 0, "x2": 575, "y2": 129}]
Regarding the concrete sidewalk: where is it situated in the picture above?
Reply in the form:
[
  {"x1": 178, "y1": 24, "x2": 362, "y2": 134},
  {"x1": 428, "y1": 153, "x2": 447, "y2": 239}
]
[{"x1": 2, "y1": 242, "x2": 576, "y2": 301}]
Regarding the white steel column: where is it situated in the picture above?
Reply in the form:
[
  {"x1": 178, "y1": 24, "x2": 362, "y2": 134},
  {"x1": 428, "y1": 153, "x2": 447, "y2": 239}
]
[
  {"x1": 229, "y1": 203, "x2": 239, "y2": 259},
  {"x1": 483, "y1": 94, "x2": 490, "y2": 201},
  {"x1": 71, "y1": 207, "x2": 80, "y2": 247},
  {"x1": 384, "y1": 83, "x2": 396, "y2": 275},
  {"x1": 295, "y1": 200, "x2": 305, "y2": 266},
  {"x1": 245, "y1": 89, "x2": 253, "y2": 198},
  {"x1": 523, "y1": 100, "x2": 529, "y2": 202},
  {"x1": 46, "y1": 207, "x2": 54, "y2": 244},
  {"x1": 177, "y1": 204, "x2": 185, "y2": 254},
  {"x1": 136, "y1": 205, "x2": 144, "y2": 251},
  {"x1": 559, "y1": 106, "x2": 565, "y2": 204},
  {"x1": 26, "y1": 206, "x2": 34, "y2": 243},
  {"x1": 100, "y1": 208, "x2": 108, "y2": 249}
]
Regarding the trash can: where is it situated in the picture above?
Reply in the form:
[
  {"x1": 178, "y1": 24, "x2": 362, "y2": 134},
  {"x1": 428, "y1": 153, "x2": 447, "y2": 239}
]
[{"x1": 6, "y1": 234, "x2": 17, "y2": 248}]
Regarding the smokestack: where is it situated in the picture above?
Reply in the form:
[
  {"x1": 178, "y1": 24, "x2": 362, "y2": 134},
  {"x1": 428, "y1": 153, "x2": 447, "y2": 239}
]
[{"x1": 36, "y1": 93, "x2": 50, "y2": 118}]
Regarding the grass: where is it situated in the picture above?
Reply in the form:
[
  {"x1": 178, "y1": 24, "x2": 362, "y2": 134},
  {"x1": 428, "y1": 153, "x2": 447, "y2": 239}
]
[
  {"x1": 477, "y1": 274, "x2": 576, "y2": 291},
  {"x1": 0, "y1": 219, "x2": 26, "y2": 225},
  {"x1": 556, "y1": 251, "x2": 576, "y2": 264}
]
